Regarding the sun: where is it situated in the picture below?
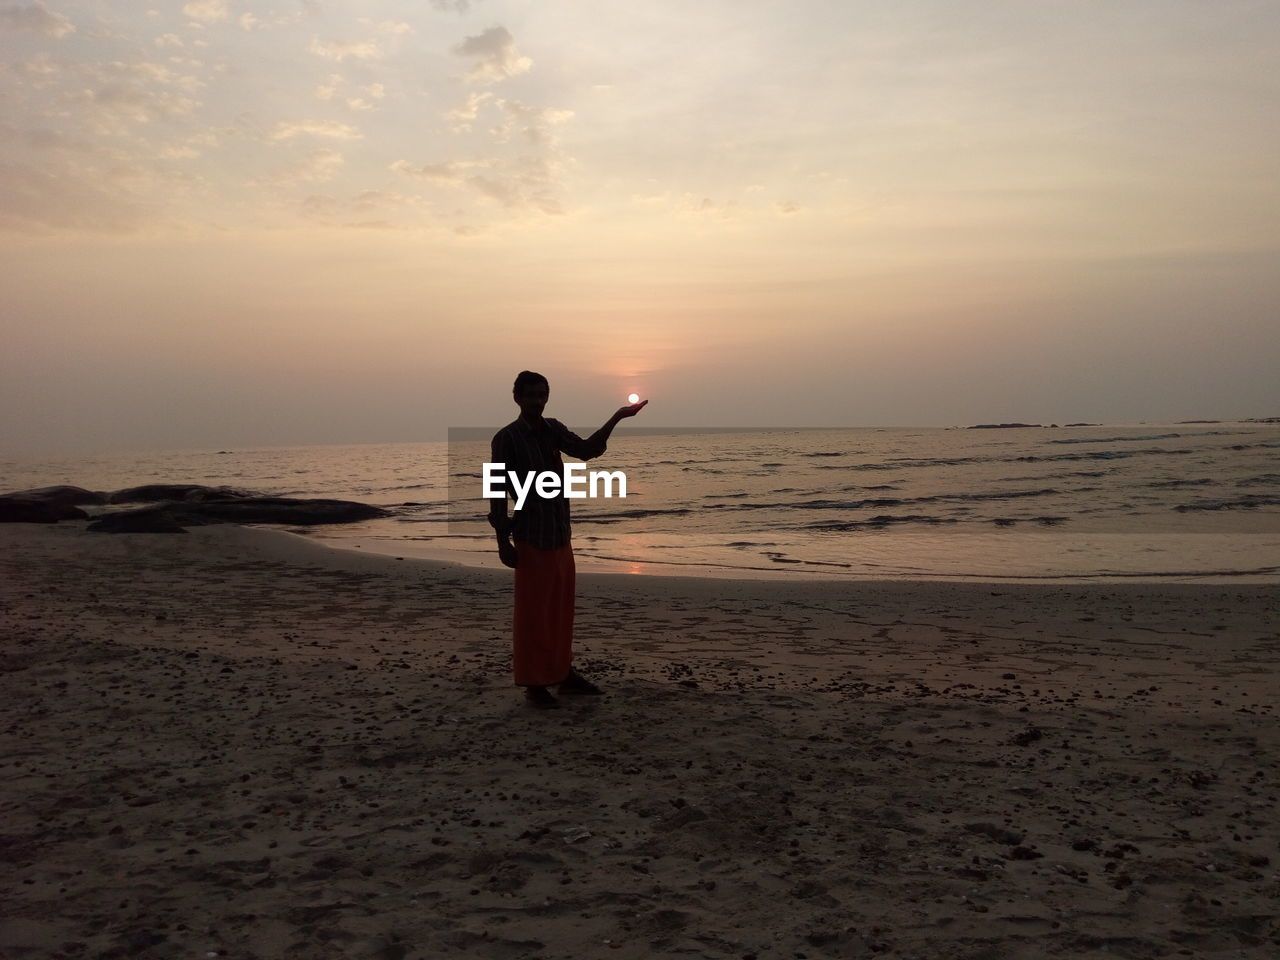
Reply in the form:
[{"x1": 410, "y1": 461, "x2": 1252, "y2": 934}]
[{"x1": 628, "y1": 393, "x2": 640, "y2": 404}]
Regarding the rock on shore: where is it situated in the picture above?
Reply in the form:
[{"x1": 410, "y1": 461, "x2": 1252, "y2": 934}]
[
  {"x1": 0, "y1": 486, "x2": 105, "y2": 523},
  {"x1": 85, "y1": 496, "x2": 391, "y2": 532},
  {"x1": 1, "y1": 483, "x2": 391, "y2": 531}
]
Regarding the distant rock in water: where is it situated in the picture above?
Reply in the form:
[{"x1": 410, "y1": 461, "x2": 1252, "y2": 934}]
[
  {"x1": 0, "y1": 485, "x2": 105, "y2": 523},
  {"x1": 966, "y1": 423, "x2": 1044, "y2": 430},
  {"x1": 1064, "y1": 422, "x2": 1100, "y2": 427}
]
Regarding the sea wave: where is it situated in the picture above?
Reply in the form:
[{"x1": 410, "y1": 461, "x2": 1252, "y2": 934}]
[
  {"x1": 1174, "y1": 495, "x2": 1280, "y2": 512},
  {"x1": 700, "y1": 488, "x2": 1062, "y2": 512},
  {"x1": 804, "y1": 513, "x2": 1069, "y2": 531},
  {"x1": 804, "y1": 514, "x2": 960, "y2": 530},
  {"x1": 576, "y1": 507, "x2": 695, "y2": 522},
  {"x1": 1145, "y1": 478, "x2": 1215, "y2": 488},
  {"x1": 1014, "y1": 448, "x2": 1194, "y2": 463},
  {"x1": 1047, "y1": 433, "x2": 1181, "y2": 444}
]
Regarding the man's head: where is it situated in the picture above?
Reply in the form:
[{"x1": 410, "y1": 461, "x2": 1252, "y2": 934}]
[{"x1": 513, "y1": 370, "x2": 549, "y2": 421}]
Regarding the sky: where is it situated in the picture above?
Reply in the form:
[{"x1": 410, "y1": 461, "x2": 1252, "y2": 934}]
[{"x1": 2, "y1": 0, "x2": 1278, "y2": 453}]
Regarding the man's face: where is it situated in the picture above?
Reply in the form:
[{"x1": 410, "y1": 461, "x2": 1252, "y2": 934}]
[{"x1": 515, "y1": 381, "x2": 549, "y2": 421}]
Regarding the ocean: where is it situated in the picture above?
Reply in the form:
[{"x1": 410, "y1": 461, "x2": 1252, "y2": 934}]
[{"x1": 4, "y1": 423, "x2": 1278, "y2": 583}]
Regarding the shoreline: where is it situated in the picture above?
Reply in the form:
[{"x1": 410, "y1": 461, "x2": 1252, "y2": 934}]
[
  {"x1": 304, "y1": 526, "x2": 1280, "y2": 587},
  {"x1": 2, "y1": 522, "x2": 1278, "y2": 958}
]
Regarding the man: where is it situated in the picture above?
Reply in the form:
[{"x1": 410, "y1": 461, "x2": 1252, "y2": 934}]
[{"x1": 489, "y1": 370, "x2": 647, "y2": 708}]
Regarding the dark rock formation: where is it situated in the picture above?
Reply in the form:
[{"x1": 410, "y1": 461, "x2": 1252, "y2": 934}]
[
  {"x1": 0, "y1": 498, "x2": 88, "y2": 523},
  {"x1": 5, "y1": 481, "x2": 390, "y2": 531},
  {"x1": 108, "y1": 484, "x2": 256, "y2": 504},
  {"x1": 88, "y1": 496, "x2": 391, "y2": 533},
  {"x1": 11, "y1": 485, "x2": 108, "y2": 507},
  {"x1": 173, "y1": 497, "x2": 390, "y2": 525},
  {"x1": 0, "y1": 485, "x2": 103, "y2": 523}
]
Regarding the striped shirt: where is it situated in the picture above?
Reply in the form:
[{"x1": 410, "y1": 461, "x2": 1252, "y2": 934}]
[{"x1": 489, "y1": 416, "x2": 606, "y2": 550}]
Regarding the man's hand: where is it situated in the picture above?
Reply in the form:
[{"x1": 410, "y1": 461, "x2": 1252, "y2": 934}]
[
  {"x1": 615, "y1": 399, "x2": 649, "y2": 420},
  {"x1": 497, "y1": 538, "x2": 519, "y2": 569},
  {"x1": 585, "y1": 399, "x2": 649, "y2": 458}
]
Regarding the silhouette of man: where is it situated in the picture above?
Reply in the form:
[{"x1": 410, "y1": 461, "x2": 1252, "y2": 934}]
[{"x1": 489, "y1": 371, "x2": 648, "y2": 708}]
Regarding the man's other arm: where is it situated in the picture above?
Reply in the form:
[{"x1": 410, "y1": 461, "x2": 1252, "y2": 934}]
[
  {"x1": 488, "y1": 432, "x2": 519, "y2": 568},
  {"x1": 488, "y1": 432, "x2": 513, "y2": 537}
]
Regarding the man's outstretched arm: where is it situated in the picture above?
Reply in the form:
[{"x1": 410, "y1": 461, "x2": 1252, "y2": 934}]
[{"x1": 579, "y1": 399, "x2": 649, "y2": 458}]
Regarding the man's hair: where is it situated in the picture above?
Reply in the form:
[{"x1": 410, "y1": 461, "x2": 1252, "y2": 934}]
[{"x1": 513, "y1": 370, "x2": 549, "y2": 395}]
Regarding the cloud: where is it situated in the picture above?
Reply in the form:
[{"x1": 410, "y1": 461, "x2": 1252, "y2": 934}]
[
  {"x1": 452, "y1": 26, "x2": 531, "y2": 84},
  {"x1": 445, "y1": 91, "x2": 492, "y2": 131},
  {"x1": 251, "y1": 149, "x2": 345, "y2": 187},
  {"x1": 0, "y1": 160, "x2": 142, "y2": 233},
  {"x1": 0, "y1": 138, "x2": 205, "y2": 234},
  {"x1": 158, "y1": 131, "x2": 217, "y2": 160},
  {"x1": 292, "y1": 149, "x2": 344, "y2": 183},
  {"x1": 238, "y1": 11, "x2": 295, "y2": 31},
  {"x1": 361, "y1": 19, "x2": 412, "y2": 36},
  {"x1": 270, "y1": 119, "x2": 362, "y2": 141},
  {"x1": 68, "y1": 61, "x2": 203, "y2": 132},
  {"x1": 0, "y1": 2, "x2": 75, "y2": 38},
  {"x1": 431, "y1": 0, "x2": 475, "y2": 12},
  {"x1": 308, "y1": 36, "x2": 382, "y2": 62},
  {"x1": 314, "y1": 73, "x2": 342, "y2": 100},
  {"x1": 680, "y1": 195, "x2": 740, "y2": 220},
  {"x1": 296, "y1": 188, "x2": 424, "y2": 226},
  {"x1": 182, "y1": 0, "x2": 228, "y2": 24},
  {"x1": 389, "y1": 158, "x2": 483, "y2": 184},
  {"x1": 467, "y1": 156, "x2": 564, "y2": 215},
  {"x1": 314, "y1": 75, "x2": 384, "y2": 111},
  {"x1": 491, "y1": 99, "x2": 573, "y2": 146},
  {"x1": 392, "y1": 153, "x2": 566, "y2": 216},
  {"x1": 6, "y1": 51, "x2": 60, "y2": 87},
  {"x1": 398, "y1": 82, "x2": 574, "y2": 221},
  {"x1": 11, "y1": 125, "x2": 92, "y2": 153},
  {"x1": 76, "y1": 85, "x2": 198, "y2": 128}
]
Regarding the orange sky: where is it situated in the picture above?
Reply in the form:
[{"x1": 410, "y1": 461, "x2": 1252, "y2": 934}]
[{"x1": 2, "y1": 1, "x2": 1278, "y2": 452}]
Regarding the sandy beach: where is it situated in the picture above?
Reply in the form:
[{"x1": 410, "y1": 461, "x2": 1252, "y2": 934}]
[{"x1": 2, "y1": 522, "x2": 1277, "y2": 959}]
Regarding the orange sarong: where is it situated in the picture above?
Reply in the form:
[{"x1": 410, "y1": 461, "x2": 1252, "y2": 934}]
[{"x1": 512, "y1": 539, "x2": 575, "y2": 686}]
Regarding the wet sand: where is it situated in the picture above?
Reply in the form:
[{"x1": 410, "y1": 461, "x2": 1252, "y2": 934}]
[{"x1": 1, "y1": 522, "x2": 1277, "y2": 959}]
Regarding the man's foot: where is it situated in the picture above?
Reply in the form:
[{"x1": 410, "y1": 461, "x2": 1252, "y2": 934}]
[
  {"x1": 525, "y1": 685, "x2": 560, "y2": 709},
  {"x1": 557, "y1": 670, "x2": 602, "y2": 696}
]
